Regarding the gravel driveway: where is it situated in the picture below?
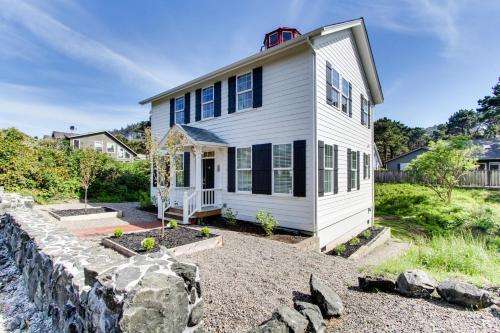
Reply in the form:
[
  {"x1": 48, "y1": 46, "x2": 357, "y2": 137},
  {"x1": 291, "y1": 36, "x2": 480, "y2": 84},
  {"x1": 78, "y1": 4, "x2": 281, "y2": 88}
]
[{"x1": 182, "y1": 227, "x2": 499, "y2": 333}]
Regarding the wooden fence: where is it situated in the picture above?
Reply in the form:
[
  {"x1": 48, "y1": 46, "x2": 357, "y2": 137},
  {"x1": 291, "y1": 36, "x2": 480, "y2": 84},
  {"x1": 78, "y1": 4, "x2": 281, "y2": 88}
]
[{"x1": 374, "y1": 170, "x2": 500, "y2": 188}]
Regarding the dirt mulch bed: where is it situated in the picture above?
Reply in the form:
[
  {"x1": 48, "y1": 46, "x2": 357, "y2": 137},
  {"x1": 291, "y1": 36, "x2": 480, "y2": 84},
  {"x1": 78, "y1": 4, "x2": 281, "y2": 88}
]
[
  {"x1": 109, "y1": 226, "x2": 214, "y2": 253},
  {"x1": 326, "y1": 227, "x2": 383, "y2": 258},
  {"x1": 200, "y1": 217, "x2": 308, "y2": 244},
  {"x1": 52, "y1": 207, "x2": 114, "y2": 217}
]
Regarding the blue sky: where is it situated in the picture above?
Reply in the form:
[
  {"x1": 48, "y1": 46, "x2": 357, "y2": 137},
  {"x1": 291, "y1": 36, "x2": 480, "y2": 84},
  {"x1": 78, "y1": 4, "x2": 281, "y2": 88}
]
[{"x1": 1, "y1": 0, "x2": 499, "y2": 137}]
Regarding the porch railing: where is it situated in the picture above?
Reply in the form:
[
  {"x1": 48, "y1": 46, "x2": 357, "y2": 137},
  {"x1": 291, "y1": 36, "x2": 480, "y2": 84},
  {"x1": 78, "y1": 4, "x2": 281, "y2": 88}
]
[
  {"x1": 182, "y1": 188, "x2": 223, "y2": 224},
  {"x1": 168, "y1": 187, "x2": 195, "y2": 209}
]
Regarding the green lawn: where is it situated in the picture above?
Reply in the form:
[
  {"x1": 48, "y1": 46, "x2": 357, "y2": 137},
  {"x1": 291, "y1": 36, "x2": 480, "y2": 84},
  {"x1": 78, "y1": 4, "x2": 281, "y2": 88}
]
[{"x1": 372, "y1": 184, "x2": 500, "y2": 287}]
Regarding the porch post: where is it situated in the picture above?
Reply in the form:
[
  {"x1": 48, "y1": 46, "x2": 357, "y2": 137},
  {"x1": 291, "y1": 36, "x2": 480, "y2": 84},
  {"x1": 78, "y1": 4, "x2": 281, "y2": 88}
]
[{"x1": 194, "y1": 145, "x2": 203, "y2": 209}]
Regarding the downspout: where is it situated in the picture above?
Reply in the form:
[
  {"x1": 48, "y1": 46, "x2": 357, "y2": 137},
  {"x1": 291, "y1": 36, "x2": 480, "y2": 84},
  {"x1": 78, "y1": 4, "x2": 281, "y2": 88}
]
[{"x1": 306, "y1": 36, "x2": 318, "y2": 240}]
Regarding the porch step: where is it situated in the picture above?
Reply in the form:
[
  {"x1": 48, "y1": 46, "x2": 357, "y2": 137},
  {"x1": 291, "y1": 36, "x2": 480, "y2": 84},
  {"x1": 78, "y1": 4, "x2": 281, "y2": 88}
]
[
  {"x1": 166, "y1": 206, "x2": 222, "y2": 223},
  {"x1": 164, "y1": 210, "x2": 197, "y2": 224}
]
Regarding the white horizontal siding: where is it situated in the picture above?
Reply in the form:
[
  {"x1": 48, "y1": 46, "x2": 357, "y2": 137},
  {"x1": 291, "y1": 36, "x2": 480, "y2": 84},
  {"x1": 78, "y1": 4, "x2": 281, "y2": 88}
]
[
  {"x1": 314, "y1": 29, "x2": 374, "y2": 248},
  {"x1": 150, "y1": 49, "x2": 315, "y2": 232}
]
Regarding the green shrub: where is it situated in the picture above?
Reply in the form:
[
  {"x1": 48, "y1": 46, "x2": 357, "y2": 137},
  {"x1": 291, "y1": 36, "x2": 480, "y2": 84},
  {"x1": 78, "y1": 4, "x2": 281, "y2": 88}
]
[
  {"x1": 200, "y1": 227, "x2": 210, "y2": 237},
  {"x1": 256, "y1": 210, "x2": 279, "y2": 236},
  {"x1": 139, "y1": 191, "x2": 152, "y2": 208},
  {"x1": 223, "y1": 207, "x2": 238, "y2": 225},
  {"x1": 141, "y1": 237, "x2": 155, "y2": 251},
  {"x1": 113, "y1": 228, "x2": 124, "y2": 238},
  {"x1": 169, "y1": 220, "x2": 178, "y2": 229},
  {"x1": 333, "y1": 244, "x2": 346, "y2": 255},
  {"x1": 362, "y1": 229, "x2": 372, "y2": 239},
  {"x1": 349, "y1": 237, "x2": 361, "y2": 246}
]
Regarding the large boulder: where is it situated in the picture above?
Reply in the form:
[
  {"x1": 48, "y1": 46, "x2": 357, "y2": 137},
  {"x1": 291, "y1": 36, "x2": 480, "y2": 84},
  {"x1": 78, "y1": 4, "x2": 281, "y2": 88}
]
[
  {"x1": 436, "y1": 280, "x2": 494, "y2": 309},
  {"x1": 358, "y1": 275, "x2": 395, "y2": 292},
  {"x1": 247, "y1": 319, "x2": 288, "y2": 333},
  {"x1": 309, "y1": 274, "x2": 344, "y2": 317},
  {"x1": 272, "y1": 306, "x2": 308, "y2": 333},
  {"x1": 396, "y1": 270, "x2": 437, "y2": 298},
  {"x1": 294, "y1": 301, "x2": 325, "y2": 333}
]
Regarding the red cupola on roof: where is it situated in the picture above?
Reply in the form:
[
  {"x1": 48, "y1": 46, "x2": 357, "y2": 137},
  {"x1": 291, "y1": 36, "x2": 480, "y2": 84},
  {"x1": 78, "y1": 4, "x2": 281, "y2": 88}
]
[{"x1": 263, "y1": 27, "x2": 301, "y2": 49}]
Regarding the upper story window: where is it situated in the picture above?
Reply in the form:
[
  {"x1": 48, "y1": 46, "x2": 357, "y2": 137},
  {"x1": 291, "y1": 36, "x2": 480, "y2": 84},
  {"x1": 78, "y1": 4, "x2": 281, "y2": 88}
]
[
  {"x1": 175, "y1": 96, "x2": 185, "y2": 124},
  {"x1": 236, "y1": 147, "x2": 252, "y2": 192},
  {"x1": 237, "y1": 73, "x2": 253, "y2": 111},
  {"x1": 107, "y1": 142, "x2": 115, "y2": 153},
  {"x1": 341, "y1": 78, "x2": 350, "y2": 113},
  {"x1": 94, "y1": 141, "x2": 103, "y2": 152},
  {"x1": 273, "y1": 143, "x2": 293, "y2": 195},
  {"x1": 268, "y1": 32, "x2": 279, "y2": 47},
  {"x1": 361, "y1": 96, "x2": 369, "y2": 126},
  {"x1": 73, "y1": 139, "x2": 80, "y2": 149},
  {"x1": 202, "y1": 86, "x2": 214, "y2": 119},
  {"x1": 350, "y1": 151, "x2": 358, "y2": 189},
  {"x1": 324, "y1": 144, "x2": 333, "y2": 194},
  {"x1": 282, "y1": 31, "x2": 293, "y2": 42},
  {"x1": 331, "y1": 68, "x2": 340, "y2": 108}
]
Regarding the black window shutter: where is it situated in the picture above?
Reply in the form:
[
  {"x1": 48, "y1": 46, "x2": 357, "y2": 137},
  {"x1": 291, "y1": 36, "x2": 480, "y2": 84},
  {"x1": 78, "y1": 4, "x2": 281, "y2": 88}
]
[
  {"x1": 252, "y1": 67, "x2": 263, "y2": 108},
  {"x1": 348, "y1": 83, "x2": 353, "y2": 118},
  {"x1": 195, "y1": 89, "x2": 201, "y2": 121},
  {"x1": 184, "y1": 92, "x2": 190, "y2": 124},
  {"x1": 293, "y1": 140, "x2": 306, "y2": 197},
  {"x1": 347, "y1": 148, "x2": 351, "y2": 192},
  {"x1": 368, "y1": 154, "x2": 371, "y2": 179},
  {"x1": 252, "y1": 143, "x2": 272, "y2": 195},
  {"x1": 368, "y1": 101, "x2": 371, "y2": 129},
  {"x1": 169, "y1": 98, "x2": 175, "y2": 127},
  {"x1": 357, "y1": 151, "x2": 361, "y2": 190},
  {"x1": 318, "y1": 141, "x2": 324, "y2": 197},
  {"x1": 333, "y1": 145, "x2": 338, "y2": 194},
  {"x1": 361, "y1": 95, "x2": 365, "y2": 125},
  {"x1": 183, "y1": 152, "x2": 190, "y2": 187},
  {"x1": 326, "y1": 62, "x2": 332, "y2": 105},
  {"x1": 363, "y1": 153, "x2": 367, "y2": 179},
  {"x1": 227, "y1": 147, "x2": 235, "y2": 192},
  {"x1": 214, "y1": 81, "x2": 222, "y2": 117},
  {"x1": 228, "y1": 76, "x2": 236, "y2": 114}
]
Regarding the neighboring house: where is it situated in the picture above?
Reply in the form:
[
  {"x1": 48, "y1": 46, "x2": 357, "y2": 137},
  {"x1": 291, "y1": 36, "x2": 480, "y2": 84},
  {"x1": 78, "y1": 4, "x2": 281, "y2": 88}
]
[
  {"x1": 68, "y1": 131, "x2": 138, "y2": 162},
  {"x1": 140, "y1": 19, "x2": 383, "y2": 251},
  {"x1": 373, "y1": 144, "x2": 383, "y2": 170},
  {"x1": 385, "y1": 147, "x2": 428, "y2": 171}
]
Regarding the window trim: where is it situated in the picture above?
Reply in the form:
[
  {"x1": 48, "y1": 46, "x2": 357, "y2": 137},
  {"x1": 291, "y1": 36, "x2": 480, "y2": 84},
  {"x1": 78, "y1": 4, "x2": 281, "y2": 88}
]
[
  {"x1": 341, "y1": 78, "x2": 350, "y2": 114},
  {"x1": 236, "y1": 72, "x2": 253, "y2": 112},
  {"x1": 73, "y1": 139, "x2": 80, "y2": 149},
  {"x1": 106, "y1": 142, "x2": 115, "y2": 153},
  {"x1": 174, "y1": 153, "x2": 184, "y2": 187},
  {"x1": 351, "y1": 151, "x2": 358, "y2": 190},
  {"x1": 330, "y1": 67, "x2": 340, "y2": 109},
  {"x1": 94, "y1": 140, "x2": 103, "y2": 152},
  {"x1": 324, "y1": 144, "x2": 334, "y2": 195},
  {"x1": 236, "y1": 147, "x2": 252, "y2": 193},
  {"x1": 489, "y1": 162, "x2": 500, "y2": 171},
  {"x1": 361, "y1": 95, "x2": 369, "y2": 126},
  {"x1": 201, "y1": 85, "x2": 215, "y2": 120},
  {"x1": 282, "y1": 31, "x2": 292, "y2": 42},
  {"x1": 272, "y1": 143, "x2": 293, "y2": 196},
  {"x1": 268, "y1": 32, "x2": 279, "y2": 47},
  {"x1": 174, "y1": 96, "x2": 185, "y2": 124},
  {"x1": 117, "y1": 147, "x2": 125, "y2": 158}
]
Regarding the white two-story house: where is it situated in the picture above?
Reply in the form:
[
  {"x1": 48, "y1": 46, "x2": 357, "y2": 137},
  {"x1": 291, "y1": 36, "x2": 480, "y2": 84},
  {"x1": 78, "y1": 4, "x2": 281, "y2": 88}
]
[{"x1": 140, "y1": 19, "x2": 383, "y2": 252}]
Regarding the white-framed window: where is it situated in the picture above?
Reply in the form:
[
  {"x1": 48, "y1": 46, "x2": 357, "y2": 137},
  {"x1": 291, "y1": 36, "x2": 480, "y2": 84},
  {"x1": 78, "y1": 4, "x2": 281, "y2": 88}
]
[
  {"x1": 324, "y1": 144, "x2": 334, "y2": 194},
  {"x1": 489, "y1": 162, "x2": 500, "y2": 171},
  {"x1": 236, "y1": 147, "x2": 252, "y2": 192},
  {"x1": 351, "y1": 151, "x2": 358, "y2": 189},
  {"x1": 106, "y1": 142, "x2": 115, "y2": 153},
  {"x1": 125, "y1": 151, "x2": 131, "y2": 159},
  {"x1": 202, "y1": 86, "x2": 214, "y2": 119},
  {"x1": 118, "y1": 147, "x2": 124, "y2": 158},
  {"x1": 282, "y1": 31, "x2": 293, "y2": 42},
  {"x1": 175, "y1": 96, "x2": 185, "y2": 124},
  {"x1": 237, "y1": 72, "x2": 252, "y2": 111},
  {"x1": 73, "y1": 139, "x2": 80, "y2": 149},
  {"x1": 268, "y1": 32, "x2": 278, "y2": 47},
  {"x1": 363, "y1": 153, "x2": 370, "y2": 179},
  {"x1": 477, "y1": 163, "x2": 486, "y2": 171},
  {"x1": 273, "y1": 143, "x2": 293, "y2": 195},
  {"x1": 341, "y1": 78, "x2": 349, "y2": 113},
  {"x1": 361, "y1": 96, "x2": 369, "y2": 126},
  {"x1": 331, "y1": 68, "x2": 340, "y2": 108},
  {"x1": 94, "y1": 141, "x2": 103, "y2": 152},
  {"x1": 175, "y1": 153, "x2": 184, "y2": 187}
]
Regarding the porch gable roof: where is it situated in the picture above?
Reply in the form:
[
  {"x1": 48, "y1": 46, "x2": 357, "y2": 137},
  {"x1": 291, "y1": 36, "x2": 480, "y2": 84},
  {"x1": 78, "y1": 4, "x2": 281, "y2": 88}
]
[{"x1": 163, "y1": 124, "x2": 228, "y2": 147}]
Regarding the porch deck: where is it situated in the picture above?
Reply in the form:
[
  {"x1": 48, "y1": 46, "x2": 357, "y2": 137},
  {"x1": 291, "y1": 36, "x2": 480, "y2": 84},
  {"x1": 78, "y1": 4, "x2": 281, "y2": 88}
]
[{"x1": 165, "y1": 205, "x2": 222, "y2": 223}]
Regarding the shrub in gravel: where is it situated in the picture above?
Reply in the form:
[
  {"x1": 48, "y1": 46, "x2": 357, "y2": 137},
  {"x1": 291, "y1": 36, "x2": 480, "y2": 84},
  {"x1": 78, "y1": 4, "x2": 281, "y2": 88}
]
[
  {"x1": 169, "y1": 220, "x2": 178, "y2": 229},
  {"x1": 114, "y1": 228, "x2": 124, "y2": 238},
  {"x1": 362, "y1": 229, "x2": 372, "y2": 239},
  {"x1": 141, "y1": 237, "x2": 155, "y2": 251},
  {"x1": 333, "y1": 244, "x2": 346, "y2": 255},
  {"x1": 223, "y1": 207, "x2": 238, "y2": 225},
  {"x1": 200, "y1": 227, "x2": 210, "y2": 237},
  {"x1": 349, "y1": 237, "x2": 361, "y2": 246},
  {"x1": 256, "y1": 210, "x2": 279, "y2": 236}
]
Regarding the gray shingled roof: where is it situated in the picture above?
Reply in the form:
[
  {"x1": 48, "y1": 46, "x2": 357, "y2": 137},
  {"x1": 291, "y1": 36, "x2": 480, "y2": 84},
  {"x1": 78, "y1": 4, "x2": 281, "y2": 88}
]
[
  {"x1": 180, "y1": 125, "x2": 227, "y2": 145},
  {"x1": 473, "y1": 139, "x2": 500, "y2": 160}
]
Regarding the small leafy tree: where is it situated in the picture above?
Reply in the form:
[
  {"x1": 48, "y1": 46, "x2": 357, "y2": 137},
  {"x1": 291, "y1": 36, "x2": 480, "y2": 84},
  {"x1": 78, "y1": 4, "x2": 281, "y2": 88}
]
[
  {"x1": 79, "y1": 149, "x2": 99, "y2": 212},
  {"x1": 145, "y1": 127, "x2": 184, "y2": 237},
  {"x1": 407, "y1": 137, "x2": 479, "y2": 203},
  {"x1": 256, "y1": 209, "x2": 279, "y2": 236}
]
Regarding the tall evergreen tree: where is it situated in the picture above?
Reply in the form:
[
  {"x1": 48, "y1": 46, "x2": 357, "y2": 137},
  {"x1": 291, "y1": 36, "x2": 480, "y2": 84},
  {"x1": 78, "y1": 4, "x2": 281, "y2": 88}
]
[
  {"x1": 477, "y1": 78, "x2": 500, "y2": 138},
  {"x1": 446, "y1": 109, "x2": 478, "y2": 136}
]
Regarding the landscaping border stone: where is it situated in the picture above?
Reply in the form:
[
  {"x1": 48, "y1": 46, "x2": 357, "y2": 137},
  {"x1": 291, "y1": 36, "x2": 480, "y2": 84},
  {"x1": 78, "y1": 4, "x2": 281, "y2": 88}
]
[
  {"x1": 348, "y1": 227, "x2": 391, "y2": 260},
  {"x1": 48, "y1": 206, "x2": 123, "y2": 222}
]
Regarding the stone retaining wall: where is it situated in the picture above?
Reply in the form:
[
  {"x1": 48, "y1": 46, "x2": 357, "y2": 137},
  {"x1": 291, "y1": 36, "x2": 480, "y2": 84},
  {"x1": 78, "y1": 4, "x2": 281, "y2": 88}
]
[{"x1": 0, "y1": 191, "x2": 203, "y2": 333}]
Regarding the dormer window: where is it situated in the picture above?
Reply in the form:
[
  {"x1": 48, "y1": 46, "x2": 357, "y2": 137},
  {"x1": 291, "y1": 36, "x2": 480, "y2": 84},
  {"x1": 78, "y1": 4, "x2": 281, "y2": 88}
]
[
  {"x1": 264, "y1": 28, "x2": 300, "y2": 49},
  {"x1": 282, "y1": 31, "x2": 293, "y2": 42},
  {"x1": 269, "y1": 32, "x2": 279, "y2": 47}
]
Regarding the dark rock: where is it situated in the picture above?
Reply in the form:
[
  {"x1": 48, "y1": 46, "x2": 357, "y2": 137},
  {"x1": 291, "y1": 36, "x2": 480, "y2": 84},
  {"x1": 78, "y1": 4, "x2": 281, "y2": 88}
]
[
  {"x1": 294, "y1": 301, "x2": 325, "y2": 333},
  {"x1": 272, "y1": 305, "x2": 308, "y2": 333},
  {"x1": 358, "y1": 275, "x2": 395, "y2": 292},
  {"x1": 84, "y1": 266, "x2": 99, "y2": 287},
  {"x1": 310, "y1": 274, "x2": 344, "y2": 317},
  {"x1": 171, "y1": 262, "x2": 198, "y2": 289},
  {"x1": 396, "y1": 270, "x2": 437, "y2": 298},
  {"x1": 437, "y1": 280, "x2": 494, "y2": 308},
  {"x1": 248, "y1": 319, "x2": 289, "y2": 333}
]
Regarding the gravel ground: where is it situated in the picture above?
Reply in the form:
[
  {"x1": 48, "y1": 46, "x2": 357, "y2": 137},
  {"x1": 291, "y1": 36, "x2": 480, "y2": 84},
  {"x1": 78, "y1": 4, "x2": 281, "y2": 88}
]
[{"x1": 182, "y1": 227, "x2": 500, "y2": 333}]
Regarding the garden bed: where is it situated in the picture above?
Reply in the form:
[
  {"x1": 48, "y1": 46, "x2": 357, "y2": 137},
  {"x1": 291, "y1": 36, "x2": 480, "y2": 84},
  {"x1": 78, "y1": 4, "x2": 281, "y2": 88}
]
[
  {"x1": 49, "y1": 206, "x2": 122, "y2": 221},
  {"x1": 103, "y1": 226, "x2": 222, "y2": 256},
  {"x1": 327, "y1": 227, "x2": 384, "y2": 258}
]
